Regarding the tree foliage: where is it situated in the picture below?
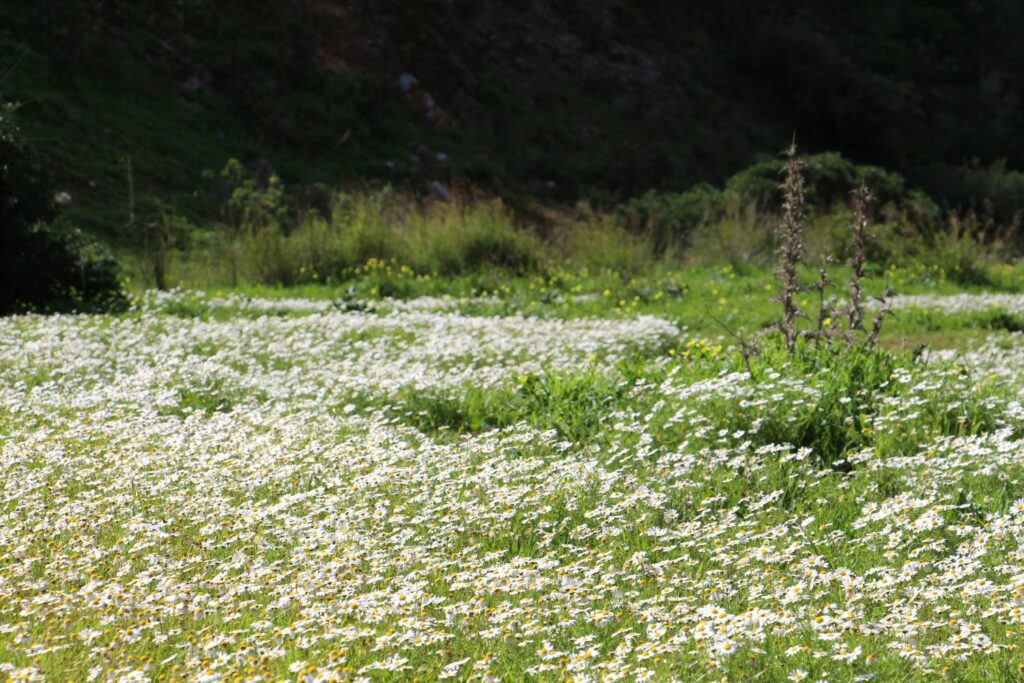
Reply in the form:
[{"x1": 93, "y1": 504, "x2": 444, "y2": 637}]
[{"x1": 0, "y1": 105, "x2": 125, "y2": 314}]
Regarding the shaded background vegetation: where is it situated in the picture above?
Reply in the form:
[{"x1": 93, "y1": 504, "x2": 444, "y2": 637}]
[
  {"x1": 3, "y1": 0, "x2": 1024, "y2": 306},
  {"x1": 4, "y1": 1, "x2": 1024, "y2": 226},
  {"x1": 0, "y1": 104, "x2": 123, "y2": 313}
]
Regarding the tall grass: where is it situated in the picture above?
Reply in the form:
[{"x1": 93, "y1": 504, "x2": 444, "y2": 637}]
[
  {"x1": 150, "y1": 193, "x2": 545, "y2": 288},
  {"x1": 558, "y1": 217, "x2": 658, "y2": 275},
  {"x1": 127, "y1": 182, "x2": 1022, "y2": 292}
]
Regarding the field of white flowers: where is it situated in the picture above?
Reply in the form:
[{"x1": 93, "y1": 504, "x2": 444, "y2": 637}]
[{"x1": 4, "y1": 291, "x2": 1024, "y2": 682}]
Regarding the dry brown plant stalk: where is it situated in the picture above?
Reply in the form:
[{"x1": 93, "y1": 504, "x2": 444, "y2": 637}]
[
  {"x1": 848, "y1": 184, "x2": 872, "y2": 333},
  {"x1": 773, "y1": 142, "x2": 806, "y2": 351},
  {"x1": 867, "y1": 287, "x2": 894, "y2": 349},
  {"x1": 806, "y1": 256, "x2": 835, "y2": 347}
]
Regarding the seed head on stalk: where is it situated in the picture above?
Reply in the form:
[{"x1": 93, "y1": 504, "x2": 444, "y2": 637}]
[
  {"x1": 774, "y1": 141, "x2": 805, "y2": 351},
  {"x1": 848, "y1": 184, "x2": 872, "y2": 334}
]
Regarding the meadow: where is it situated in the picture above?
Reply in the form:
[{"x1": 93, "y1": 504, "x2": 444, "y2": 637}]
[
  {"x1": 6, "y1": 262, "x2": 1024, "y2": 681},
  {"x1": 7, "y1": 4, "x2": 1024, "y2": 680}
]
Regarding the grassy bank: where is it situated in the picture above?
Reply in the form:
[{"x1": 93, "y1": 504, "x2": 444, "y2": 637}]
[{"x1": 124, "y1": 188, "x2": 1020, "y2": 294}]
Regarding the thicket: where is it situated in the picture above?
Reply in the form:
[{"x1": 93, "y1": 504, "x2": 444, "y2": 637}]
[
  {"x1": 0, "y1": 105, "x2": 125, "y2": 314},
  {"x1": 130, "y1": 149, "x2": 1023, "y2": 292},
  {"x1": 614, "y1": 151, "x2": 1020, "y2": 287},
  {"x1": 139, "y1": 161, "x2": 546, "y2": 289}
]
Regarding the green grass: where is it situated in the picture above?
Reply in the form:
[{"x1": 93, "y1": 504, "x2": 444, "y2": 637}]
[{"x1": 133, "y1": 258, "x2": 1024, "y2": 346}]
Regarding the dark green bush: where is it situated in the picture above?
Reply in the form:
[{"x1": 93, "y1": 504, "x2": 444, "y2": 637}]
[
  {"x1": 614, "y1": 151, "x2": 944, "y2": 266},
  {"x1": 914, "y1": 161, "x2": 1024, "y2": 227},
  {"x1": 725, "y1": 151, "x2": 909, "y2": 211},
  {"x1": 616, "y1": 183, "x2": 724, "y2": 253},
  {"x1": 0, "y1": 104, "x2": 125, "y2": 314}
]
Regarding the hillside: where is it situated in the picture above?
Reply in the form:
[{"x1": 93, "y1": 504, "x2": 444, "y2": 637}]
[{"x1": 3, "y1": 1, "x2": 1024, "y2": 239}]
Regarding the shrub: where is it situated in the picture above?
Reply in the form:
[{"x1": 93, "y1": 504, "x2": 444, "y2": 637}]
[
  {"x1": 858, "y1": 201, "x2": 1018, "y2": 288},
  {"x1": 615, "y1": 151, "x2": 941, "y2": 268},
  {"x1": 918, "y1": 209, "x2": 1008, "y2": 288},
  {"x1": 219, "y1": 158, "x2": 289, "y2": 233},
  {"x1": 0, "y1": 104, "x2": 125, "y2": 314},
  {"x1": 615, "y1": 183, "x2": 724, "y2": 253},
  {"x1": 915, "y1": 160, "x2": 1024, "y2": 227},
  {"x1": 725, "y1": 151, "x2": 908, "y2": 211}
]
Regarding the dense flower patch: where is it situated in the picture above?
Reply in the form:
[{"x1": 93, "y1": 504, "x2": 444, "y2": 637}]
[{"x1": 3, "y1": 293, "x2": 1024, "y2": 681}]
